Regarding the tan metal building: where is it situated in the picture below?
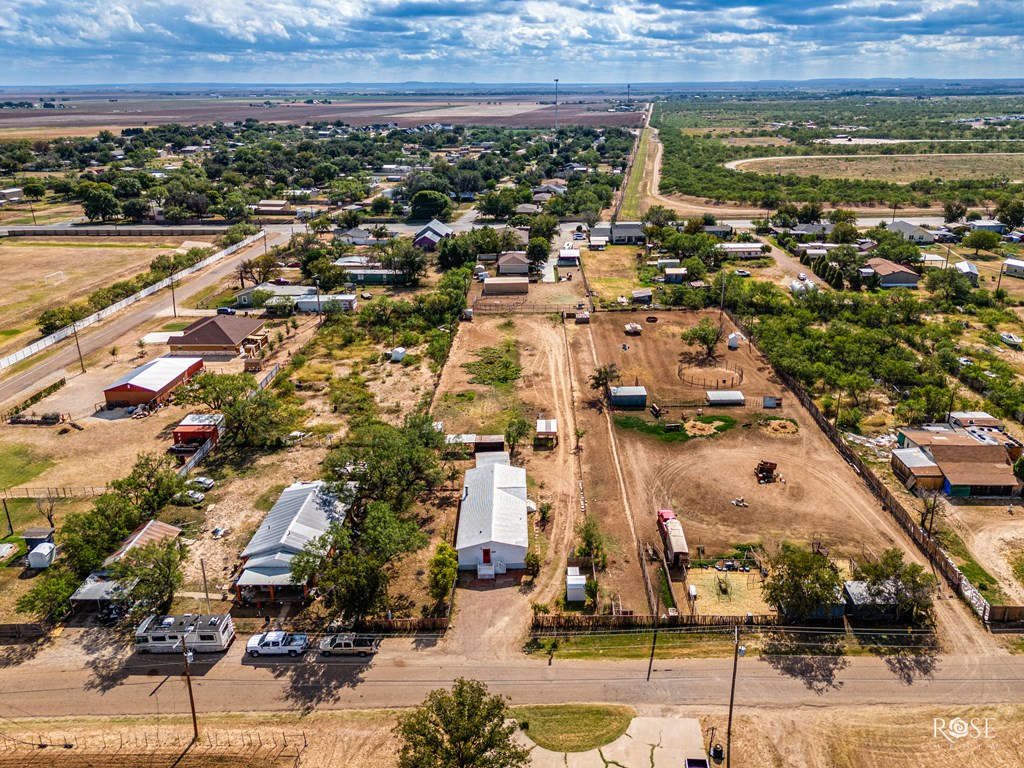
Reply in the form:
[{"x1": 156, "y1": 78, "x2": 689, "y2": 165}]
[{"x1": 483, "y1": 276, "x2": 529, "y2": 296}]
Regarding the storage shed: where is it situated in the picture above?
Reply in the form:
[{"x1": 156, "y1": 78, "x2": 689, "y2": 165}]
[
  {"x1": 22, "y1": 527, "x2": 54, "y2": 552},
  {"x1": 664, "y1": 267, "x2": 689, "y2": 284},
  {"x1": 706, "y1": 390, "x2": 745, "y2": 406},
  {"x1": 173, "y1": 413, "x2": 226, "y2": 449},
  {"x1": 566, "y1": 567, "x2": 587, "y2": 602},
  {"x1": 631, "y1": 288, "x2": 653, "y2": 304},
  {"x1": 104, "y1": 357, "x2": 204, "y2": 407},
  {"x1": 483, "y1": 276, "x2": 529, "y2": 296},
  {"x1": 536, "y1": 418, "x2": 557, "y2": 445},
  {"x1": 609, "y1": 385, "x2": 648, "y2": 409},
  {"x1": 28, "y1": 542, "x2": 56, "y2": 569}
]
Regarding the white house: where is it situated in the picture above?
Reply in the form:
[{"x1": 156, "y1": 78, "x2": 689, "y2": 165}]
[
  {"x1": 455, "y1": 458, "x2": 529, "y2": 576},
  {"x1": 887, "y1": 220, "x2": 935, "y2": 244},
  {"x1": 1003, "y1": 258, "x2": 1024, "y2": 279}
]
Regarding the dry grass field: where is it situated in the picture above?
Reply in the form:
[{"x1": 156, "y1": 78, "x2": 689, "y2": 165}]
[
  {"x1": 733, "y1": 153, "x2": 1024, "y2": 182},
  {"x1": 579, "y1": 245, "x2": 644, "y2": 304},
  {"x1": 0, "y1": 236, "x2": 215, "y2": 355}
]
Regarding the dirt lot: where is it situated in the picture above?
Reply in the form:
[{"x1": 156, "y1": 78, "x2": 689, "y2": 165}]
[
  {"x1": 579, "y1": 245, "x2": 644, "y2": 305},
  {"x1": 732, "y1": 152, "x2": 1024, "y2": 183},
  {"x1": 0, "y1": 236, "x2": 215, "y2": 356}
]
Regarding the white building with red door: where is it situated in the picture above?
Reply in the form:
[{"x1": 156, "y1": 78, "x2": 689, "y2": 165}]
[{"x1": 455, "y1": 456, "x2": 528, "y2": 577}]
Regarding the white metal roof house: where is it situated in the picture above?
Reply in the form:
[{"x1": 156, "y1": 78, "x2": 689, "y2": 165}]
[
  {"x1": 235, "y1": 481, "x2": 350, "y2": 602},
  {"x1": 887, "y1": 220, "x2": 935, "y2": 244},
  {"x1": 455, "y1": 459, "x2": 529, "y2": 577}
]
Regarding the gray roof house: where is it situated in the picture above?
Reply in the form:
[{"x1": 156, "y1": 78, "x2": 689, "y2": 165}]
[
  {"x1": 954, "y1": 260, "x2": 980, "y2": 286},
  {"x1": 887, "y1": 221, "x2": 935, "y2": 244},
  {"x1": 455, "y1": 459, "x2": 529, "y2": 575},
  {"x1": 235, "y1": 282, "x2": 316, "y2": 308},
  {"x1": 236, "y1": 481, "x2": 350, "y2": 600},
  {"x1": 611, "y1": 222, "x2": 646, "y2": 245}
]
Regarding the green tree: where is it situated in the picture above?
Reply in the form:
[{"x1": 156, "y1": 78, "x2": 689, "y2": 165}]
[
  {"x1": 826, "y1": 208, "x2": 857, "y2": 225},
  {"x1": 962, "y1": 229, "x2": 1001, "y2": 255},
  {"x1": 504, "y1": 414, "x2": 530, "y2": 461},
  {"x1": 995, "y1": 198, "x2": 1024, "y2": 231},
  {"x1": 643, "y1": 204, "x2": 676, "y2": 228},
  {"x1": 15, "y1": 568, "x2": 80, "y2": 620},
  {"x1": 925, "y1": 268, "x2": 973, "y2": 304},
  {"x1": 410, "y1": 190, "x2": 452, "y2": 221},
  {"x1": 761, "y1": 545, "x2": 843, "y2": 623},
  {"x1": 22, "y1": 180, "x2": 46, "y2": 200},
  {"x1": 856, "y1": 548, "x2": 937, "y2": 625},
  {"x1": 109, "y1": 452, "x2": 185, "y2": 516},
  {"x1": 680, "y1": 317, "x2": 725, "y2": 358},
  {"x1": 82, "y1": 188, "x2": 122, "y2": 221},
  {"x1": 370, "y1": 196, "x2": 393, "y2": 216},
  {"x1": 121, "y1": 197, "x2": 151, "y2": 222},
  {"x1": 943, "y1": 200, "x2": 968, "y2": 224},
  {"x1": 525, "y1": 237, "x2": 549, "y2": 267},
  {"x1": 428, "y1": 543, "x2": 459, "y2": 605},
  {"x1": 110, "y1": 539, "x2": 187, "y2": 621},
  {"x1": 589, "y1": 363, "x2": 620, "y2": 397},
  {"x1": 177, "y1": 371, "x2": 254, "y2": 411},
  {"x1": 395, "y1": 678, "x2": 530, "y2": 768}
]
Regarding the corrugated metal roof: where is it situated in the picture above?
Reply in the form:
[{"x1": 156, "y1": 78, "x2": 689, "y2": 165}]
[
  {"x1": 105, "y1": 358, "x2": 203, "y2": 394},
  {"x1": 706, "y1": 390, "x2": 745, "y2": 404},
  {"x1": 536, "y1": 419, "x2": 557, "y2": 434},
  {"x1": 240, "y1": 481, "x2": 347, "y2": 560},
  {"x1": 610, "y1": 386, "x2": 647, "y2": 397},
  {"x1": 103, "y1": 520, "x2": 181, "y2": 567},
  {"x1": 178, "y1": 413, "x2": 225, "y2": 428},
  {"x1": 456, "y1": 462, "x2": 528, "y2": 551}
]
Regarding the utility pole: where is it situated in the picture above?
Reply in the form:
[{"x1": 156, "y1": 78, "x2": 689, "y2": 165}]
[
  {"x1": 170, "y1": 276, "x2": 178, "y2": 318},
  {"x1": 71, "y1": 321, "x2": 86, "y2": 374},
  {"x1": 2, "y1": 499, "x2": 12, "y2": 537},
  {"x1": 726, "y1": 625, "x2": 746, "y2": 768},
  {"x1": 997, "y1": 263, "x2": 1005, "y2": 293},
  {"x1": 554, "y1": 79, "x2": 559, "y2": 132},
  {"x1": 200, "y1": 558, "x2": 212, "y2": 614},
  {"x1": 182, "y1": 645, "x2": 199, "y2": 744},
  {"x1": 646, "y1": 575, "x2": 662, "y2": 682},
  {"x1": 315, "y1": 278, "x2": 322, "y2": 325}
]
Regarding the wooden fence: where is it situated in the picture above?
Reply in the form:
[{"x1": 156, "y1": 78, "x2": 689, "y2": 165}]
[
  {"x1": 0, "y1": 623, "x2": 46, "y2": 640},
  {"x1": 531, "y1": 613, "x2": 778, "y2": 633},
  {"x1": 988, "y1": 605, "x2": 1024, "y2": 623},
  {"x1": 351, "y1": 617, "x2": 449, "y2": 635}
]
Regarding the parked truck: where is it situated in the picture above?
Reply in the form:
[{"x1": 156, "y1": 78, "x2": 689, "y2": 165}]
[
  {"x1": 245, "y1": 631, "x2": 309, "y2": 658},
  {"x1": 656, "y1": 509, "x2": 690, "y2": 568},
  {"x1": 319, "y1": 633, "x2": 381, "y2": 657}
]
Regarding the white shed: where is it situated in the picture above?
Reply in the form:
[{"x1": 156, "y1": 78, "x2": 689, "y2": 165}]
[
  {"x1": 706, "y1": 390, "x2": 745, "y2": 406},
  {"x1": 28, "y1": 542, "x2": 57, "y2": 569},
  {"x1": 566, "y1": 567, "x2": 587, "y2": 602},
  {"x1": 391, "y1": 347, "x2": 407, "y2": 362},
  {"x1": 455, "y1": 459, "x2": 529, "y2": 575}
]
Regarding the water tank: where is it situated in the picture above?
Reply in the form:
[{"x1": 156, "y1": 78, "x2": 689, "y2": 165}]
[{"x1": 28, "y1": 542, "x2": 56, "y2": 569}]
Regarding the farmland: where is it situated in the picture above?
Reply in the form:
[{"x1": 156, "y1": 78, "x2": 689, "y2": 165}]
[{"x1": 732, "y1": 153, "x2": 1024, "y2": 183}]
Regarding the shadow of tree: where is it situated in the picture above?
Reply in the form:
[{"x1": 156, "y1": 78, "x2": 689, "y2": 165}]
[
  {"x1": 254, "y1": 655, "x2": 367, "y2": 714},
  {"x1": 758, "y1": 629, "x2": 849, "y2": 694},
  {"x1": 861, "y1": 629, "x2": 941, "y2": 685},
  {"x1": 0, "y1": 638, "x2": 49, "y2": 669}
]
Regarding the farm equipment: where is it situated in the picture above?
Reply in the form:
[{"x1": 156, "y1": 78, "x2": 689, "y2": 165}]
[
  {"x1": 624, "y1": 322, "x2": 643, "y2": 336},
  {"x1": 755, "y1": 460, "x2": 779, "y2": 484}
]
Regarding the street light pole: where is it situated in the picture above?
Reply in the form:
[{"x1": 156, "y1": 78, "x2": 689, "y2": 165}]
[
  {"x1": 726, "y1": 625, "x2": 746, "y2": 768},
  {"x1": 554, "y1": 79, "x2": 559, "y2": 132}
]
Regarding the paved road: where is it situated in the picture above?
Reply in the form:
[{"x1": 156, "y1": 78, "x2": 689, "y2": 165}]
[
  {"x1": 1, "y1": 636, "x2": 1022, "y2": 720},
  {"x1": 0, "y1": 230, "x2": 291, "y2": 408}
]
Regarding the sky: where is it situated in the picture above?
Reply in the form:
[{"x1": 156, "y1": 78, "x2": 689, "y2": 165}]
[{"x1": 1, "y1": 0, "x2": 1023, "y2": 86}]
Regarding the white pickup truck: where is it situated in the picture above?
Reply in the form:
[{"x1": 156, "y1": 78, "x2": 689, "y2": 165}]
[
  {"x1": 246, "y1": 631, "x2": 309, "y2": 657},
  {"x1": 319, "y1": 633, "x2": 381, "y2": 657}
]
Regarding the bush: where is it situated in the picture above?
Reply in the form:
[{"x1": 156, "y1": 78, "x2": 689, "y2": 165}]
[{"x1": 525, "y1": 551, "x2": 541, "y2": 576}]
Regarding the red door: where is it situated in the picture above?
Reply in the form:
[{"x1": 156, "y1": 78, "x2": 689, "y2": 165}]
[{"x1": 482, "y1": 548, "x2": 491, "y2": 564}]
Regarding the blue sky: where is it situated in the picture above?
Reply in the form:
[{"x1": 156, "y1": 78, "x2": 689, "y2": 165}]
[{"x1": 2, "y1": 0, "x2": 1023, "y2": 85}]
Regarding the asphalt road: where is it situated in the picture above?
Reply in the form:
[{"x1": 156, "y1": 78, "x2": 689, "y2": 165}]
[
  {"x1": 0, "y1": 230, "x2": 293, "y2": 408},
  {"x1": 1, "y1": 640, "x2": 1023, "y2": 720}
]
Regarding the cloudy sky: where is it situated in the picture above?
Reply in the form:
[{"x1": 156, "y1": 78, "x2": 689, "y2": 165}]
[{"x1": 1, "y1": 0, "x2": 1022, "y2": 85}]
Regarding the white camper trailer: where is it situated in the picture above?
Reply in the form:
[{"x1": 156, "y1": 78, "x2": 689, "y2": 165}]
[{"x1": 134, "y1": 613, "x2": 235, "y2": 653}]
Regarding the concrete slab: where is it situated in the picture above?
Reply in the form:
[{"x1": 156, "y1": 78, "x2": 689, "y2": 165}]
[{"x1": 542, "y1": 252, "x2": 557, "y2": 283}]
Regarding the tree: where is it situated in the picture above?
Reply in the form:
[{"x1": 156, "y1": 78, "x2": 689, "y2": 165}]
[
  {"x1": 525, "y1": 237, "x2": 549, "y2": 267},
  {"x1": 680, "y1": 317, "x2": 725, "y2": 358},
  {"x1": 826, "y1": 208, "x2": 857, "y2": 225},
  {"x1": 22, "y1": 180, "x2": 46, "y2": 200},
  {"x1": 962, "y1": 229, "x2": 1001, "y2": 255},
  {"x1": 410, "y1": 190, "x2": 452, "y2": 221},
  {"x1": 82, "y1": 188, "x2": 122, "y2": 221},
  {"x1": 110, "y1": 539, "x2": 187, "y2": 621},
  {"x1": 109, "y1": 452, "x2": 185, "y2": 516},
  {"x1": 925, "y1": 268, "x2": 973, "y2": 304},
  {"x1": 15, "y1": 568, "x2": 79, "y2": 620},
  {"x1": 828, "y1": 221, "x2": 858, "y2": 244},
  {"x1": 122, "y1": 197, "x2": 151, "y2": 222},
  {"x1": 943, "y1": 200, "x2": 968, "y2": 224},
  {"x1": 237, "y1": 253, "x2": 280, "y2": 286},
  {"x1": 643, "y1": 204, "x2": 676, "y2": 229},
  {"x1": 761, "y1": 545, "x2": 843, "y2": 623},
  {"x1": 177, "y1": 371, "x2": 289, "y2": 446},
  {"x1": 395, "y1": 678, "x2": 530, "y2": 768},
  {"x1": 589, "y1": 363, "x2": 620, "y2": 397},
  {"x1": 428, "y1": 543, "x2": 459, "y2": 605},
  {"x1": 177, "y1": 371, "x2": 253, "y2": 411},
  {"x1": 504, "y1": 414, "x2": 530, "y2": 461},
  {"x1": 370, "y1": 196, "x2": 393, "y2": 216},
  {"x1": 919, "y1": 490, "x2": 944, "y2": 536},
  {"x1": 995, "y1": 198, "x2": 1024, "y2": 231},
  {"x1": 575, "y1": 516, "x2": 607, "y2": 569},
  {"x1": 856, "y1": 548, "x2": 937, "y2": 625}
]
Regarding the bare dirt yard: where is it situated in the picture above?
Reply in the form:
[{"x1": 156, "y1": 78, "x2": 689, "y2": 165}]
[
  {"x1": 579, "y1": 245, "x2": 644, "y2": 306},
  {"x1": 0, "y1": 236, "x2": 216, "y2": 356}
]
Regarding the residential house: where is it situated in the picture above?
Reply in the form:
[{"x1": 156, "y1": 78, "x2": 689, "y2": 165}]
[
  {"x1": 334, "y1": 227, "x2": 387, "y2": 246},
  {"x1": 455, "y1": 457, "x2": 529, "y2": 576},
  {"x1": 104, "y1": 520, "x2": 182, "y2": 567},
  {"x1": 236, "y1": 481, "x2": 349, "y2": 602},
  {"x1": 515, "y1": 203, "x2": 542, "y2": 216},
  {"x1": 970, "y1": 219, "x2": 1007, "y2": 234},
  {"x1": 716, "y1": 242, "x2": 765, "y2": 260},
  {"x1": 252, "y1": 200, "x2": 292, "y2": 216},
  {"x1": 497, "y1": 251, "x2": 530, "y2": 276},
  {"x1": 861, "y1": 258, "x2": 920, "y2": 289},
  {"x1": 955, "y1": 261, "x2": 980, "y2": 286},
  {"x1": 611, "y1": 222, "x2": 646, "y2": 245},
  {"x1": 703, "y1": 224, "x2": 733, "y2": 239},
  {"x1": 590, "y1": 223, "x2": 612, "y2": 241},
  {"x1": 103, "y1": 357, "x2": 204, "y2": 408},
  {"x1": 169, "y1": 316, "x2": 268, "y2": 358},
  {"x1": 1002, "y1": 258, "x2": 1024, "y2": 279},
  {"x1": 235, "y1": 283, "x2": 316, "y2": 309},
  {"x1": 413, "y1": 219, "x2": 453, "y2": 251},
  {"x1": 887, "y1": 220, "x2": 935, "y2": 244}
]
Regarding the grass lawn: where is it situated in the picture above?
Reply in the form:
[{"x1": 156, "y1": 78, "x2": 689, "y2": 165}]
[
  {"x1": 619, "y1": 128, "x2": 650, "y2": 221},
  {"x1": 511, "y1": 704, "x2": 635, "y2": 752},
  {"x1": 524, "y1": 631, "x2": 741, "y2": 659},
  {"x1": 0, "y1": 444, "x2": 54, "y2": 489},
  {"x1": 614, "y1": 414, "x2": 737, "y2": 442},
  {"x1": 162, "y1": 320, "x2": 194, "y2": 332}
]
